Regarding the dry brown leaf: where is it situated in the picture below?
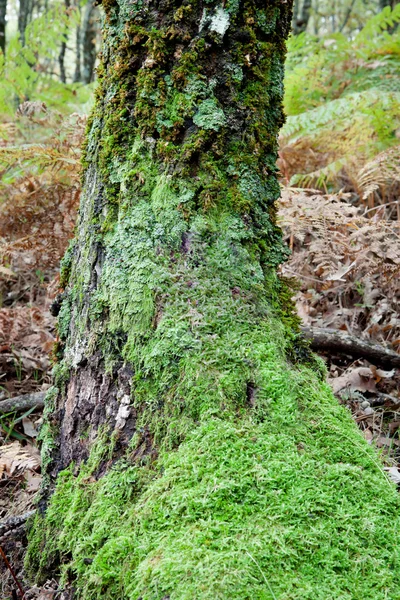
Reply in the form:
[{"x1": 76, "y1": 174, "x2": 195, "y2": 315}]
[
  {"x1": 0, "y1": 441, "x2": 41, "y2": 477},
  {"x1": 0, "y1": 265, "x2": 17, "y2": 278},
  {"x1": 23, "y1": 416, "x2": 39, "y2": 438},
  {"x1": 26, "y1": 470, "x2": 42, "y2": 492},
  {"x1": 329, "y1": 366, "x2": 377, "y2": 394},
  {"x1": 385, "y1": 467, "x2": 400, "y2": 485}
]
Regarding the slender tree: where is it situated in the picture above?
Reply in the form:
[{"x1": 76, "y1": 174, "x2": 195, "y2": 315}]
[
  {"x1": 58, "y1": 0, "x2": 71, "y2": 83},
  {"x1": 292, "y1": 0, "x2": 313, "y2": 34},
  {"x1": 18, "y1": 0, "x2": 31, "y2": 44},
  {"x1": 74, "y1": 22, "x2": 82, "y2": 82},
  {"x1": 0, "y1": 0, "x2": 6, "y2": 54},
  {"x1": 27, "y1": 0, "x2": 400, "y2": 597},
  {"x1": 81, "y1": 0, "x2": 98, "y2": 83}
]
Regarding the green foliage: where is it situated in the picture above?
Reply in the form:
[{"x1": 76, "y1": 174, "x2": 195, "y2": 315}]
[
  {"x1": 282, "y1": 8, "x2": 400, "y2": 190},
  {"x1": 0, "y1": 6, "x2": 92, "y2": 115}
]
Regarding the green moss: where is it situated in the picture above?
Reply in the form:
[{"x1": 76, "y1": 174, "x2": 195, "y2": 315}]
[
  {"x1": 57, "y1": 291, "x2": 72, "y2": 341},
  {"x1": 59, "y1": 239, "x2": 75, "y2": 289},
  {"x1": 27, "y1": 330, "x2": 400, "y2": 598},
  {"x1": 37, "y1": 386, "x2": 59, "y2": 480}
]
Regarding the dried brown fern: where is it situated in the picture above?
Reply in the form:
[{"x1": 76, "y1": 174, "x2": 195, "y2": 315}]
[
  {"x1": 0, "y1": 105, "x2": 83, "y2": 395},
  {"x1": 279, "y1": 187, "x2": 400, "y2": 346},
  {"x1": 358, "y1": 144, "x2": 400, "y2": 204}
]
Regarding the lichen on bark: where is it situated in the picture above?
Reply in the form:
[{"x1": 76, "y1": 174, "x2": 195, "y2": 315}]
[{"x1": 26, "y1": 0, "x2": 400, "y2": 598}]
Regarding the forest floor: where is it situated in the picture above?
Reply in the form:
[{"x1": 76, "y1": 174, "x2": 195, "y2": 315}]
[{"x1": 1, "y1": 109, "x2": 400, "y2": 598}]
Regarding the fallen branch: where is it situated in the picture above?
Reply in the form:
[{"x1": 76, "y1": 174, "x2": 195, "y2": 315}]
[
  {"x1": 0, "y1": 392, "x2": 46, "y2": 415},
  {"x1": 301, "y1": 326, "x2": 400, "y2": 369},
  {"x1": 0, "y1": 511, "x2": 36, "y2": 537}
]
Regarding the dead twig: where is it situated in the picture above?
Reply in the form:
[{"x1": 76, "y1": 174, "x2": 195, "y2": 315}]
[
  {"x1": 0, "y1": 392, "x2": 46, "y2": 415},
  {"x1": 0, "y1": 544, "x2": 25, "y2": 598},
  {"x1": 0, "y1": 511, "x2": 36, "y2": 537},
  {"x1": 302, "y1": 326, "x2": 400, "y2": 369}
]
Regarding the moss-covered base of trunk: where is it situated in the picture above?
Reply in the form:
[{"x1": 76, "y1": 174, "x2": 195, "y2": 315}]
[{"x1": 26, "y1": 323, "x2": 400, "y2": 599}]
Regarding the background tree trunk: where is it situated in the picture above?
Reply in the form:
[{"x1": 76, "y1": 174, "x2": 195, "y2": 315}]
[
  {"x1": 73, "y1": 22, "x2": 82, "y2": 83},
  {"x1": 293, "y1": 0, "x2": 313, "y2": 34},
  {"x1": 0, "y1": 0, "x2": 6, "y2": 54},
  {"x1": 18, "y1": 0, "x2": 31, "y2": 44},
  {"x1": 58, "y1": 0, "x2": 71, "y2": 83},
  {"x1": 26, "y1": 0, "x2": 400, "y2": 597},
  {"x1": 81, "y1": 0, "x2": 98, "y2": 83}
]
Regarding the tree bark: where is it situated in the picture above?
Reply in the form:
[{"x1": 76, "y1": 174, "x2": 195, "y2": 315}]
[
  {"x1": 81, "y1": 0, "x2": 98, "y2": 83},
  {"x1": 26, "y1": 0, "x2": 400, "y2": 597},
  {"x1": 0, "y1": 0, "x2": 6, "y2": 54}
]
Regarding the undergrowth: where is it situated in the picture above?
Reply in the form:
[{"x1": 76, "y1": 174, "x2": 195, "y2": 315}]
[{"x1": 280, "y1": 6, "x2": 400, "y2": 199}]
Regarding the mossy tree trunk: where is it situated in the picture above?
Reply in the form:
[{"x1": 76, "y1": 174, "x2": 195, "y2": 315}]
[{"x1": 27, "y1": 0, "x2": 400, "y2": 598}]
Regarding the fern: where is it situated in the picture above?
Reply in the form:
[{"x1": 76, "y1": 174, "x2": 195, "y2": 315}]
[
  {"x1": 282, "y1": 9, "x2": 400, "y2": 195},
  {"x1": 358, "y1": 145, "x2": 400, "y2": 200},
  {"x1": 0, "y1": 5, "x2": 91, "y2": 116},
  {"x1": 356, "y1": 4, "x2": 400, "y2": 41},
  {"x1": 282, "y1": 89, "x2": 400, "y2": 141}
]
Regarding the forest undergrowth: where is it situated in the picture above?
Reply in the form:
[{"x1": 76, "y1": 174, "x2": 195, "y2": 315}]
[{"x1": 1, "y1": 8, "x2": 400, "y2": 597}]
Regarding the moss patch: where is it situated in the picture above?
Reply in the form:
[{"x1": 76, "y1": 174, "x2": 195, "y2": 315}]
[{"x1": 27, "y1": 329, "x2": 400, "y2": 598}]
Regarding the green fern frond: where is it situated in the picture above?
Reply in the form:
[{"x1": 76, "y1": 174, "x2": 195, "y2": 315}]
[
  {"x1": 356, "y1": 4, "x2": 400, "y2": 42},
  {"x1": 290, "y1": 159, "x2": 347, "y2": 189},
  {"x1": 281, "y1": 89, "x2": 400, "y2": 142}
]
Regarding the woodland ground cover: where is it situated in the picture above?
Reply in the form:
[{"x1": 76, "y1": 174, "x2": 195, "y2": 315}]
[{"x1": 0, "y1": 6, "x2": 400, "y2": 597}]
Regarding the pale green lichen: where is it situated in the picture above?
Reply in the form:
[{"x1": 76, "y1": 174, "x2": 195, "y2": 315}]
[
  {"x1": 193, "y1": 98, "x2": 226, "y2": 131},
  {"x1": 199, "y1": 5, "x2": 231, "y2": 37}
]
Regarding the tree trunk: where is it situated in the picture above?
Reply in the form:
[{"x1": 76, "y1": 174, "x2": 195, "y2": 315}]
[
  {"x1": 27, "y1": 0, "x2": 400, "y2": 597},
  {"x1": 293, "y1": 0, "x2": 312, "y2": 34},
  {"x1": 58, "y1": 0, "x2": 71, "y2": 83},
  {"x1": 18, "y1": 0, "x2": 30, "y2": 45},
  {"x1": 73, "y1": 23, "x2": 82, "y2": 83},
  {"x1": 0, "y1": 0, "x2": 6, "y2": 54},
  {"x1": 81, "y1": 0, "x2": 98, "y2": 83},
  {"x1": 291, "y1": 0, "x2": 300, "y2": 33}
]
